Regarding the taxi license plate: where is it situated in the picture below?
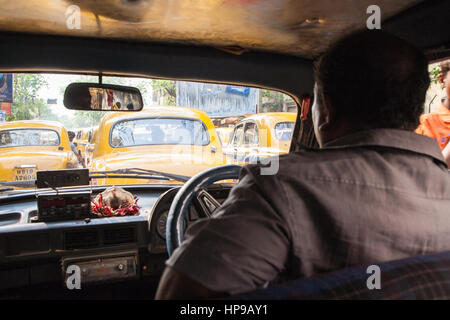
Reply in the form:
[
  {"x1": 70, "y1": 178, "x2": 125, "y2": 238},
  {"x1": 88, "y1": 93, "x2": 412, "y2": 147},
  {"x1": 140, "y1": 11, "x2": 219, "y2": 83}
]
[{"x1": 14, "y1": 167, "x2": 36, "y2": 181}]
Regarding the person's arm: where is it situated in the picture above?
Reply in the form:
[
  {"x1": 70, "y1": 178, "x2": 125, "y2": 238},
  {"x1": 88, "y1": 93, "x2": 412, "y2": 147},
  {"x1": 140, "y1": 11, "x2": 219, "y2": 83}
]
[
  {"x1": 155, "y1": 267, "x2": 224, "y2": 300},
  {"x1": 443, "y1": 142, "x2": 450, "y2": 167},
  {"x1": 155, "y1": 165, "x2": 292, "y2": 299},
  {"x1": 71, "y1": 143, "x2": 78, "y2": 155}
]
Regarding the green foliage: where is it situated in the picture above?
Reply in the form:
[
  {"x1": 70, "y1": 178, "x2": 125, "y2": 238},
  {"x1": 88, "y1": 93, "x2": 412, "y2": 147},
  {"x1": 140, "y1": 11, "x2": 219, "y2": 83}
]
[
  {"x1": 430, "y1": 66, "x2": 440, "y2": 84},
  {"x1": 152, "y1": 79, "x2": 176, "y2": 105},
  {"x1": 7, "y1": 74, "x2": 56, "y2": 121},
  {"x1": 260, "y1": 89, "x2": 286, "y2": 112},
  {"x1": 72, "y1": 110, "x2": 106, "y2": 128}
]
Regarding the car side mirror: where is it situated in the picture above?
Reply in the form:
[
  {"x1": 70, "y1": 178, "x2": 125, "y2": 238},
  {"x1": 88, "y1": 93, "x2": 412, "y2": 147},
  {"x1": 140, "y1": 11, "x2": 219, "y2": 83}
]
[{"x1": 63, "y1": 83, "x2": 144, "y2": 111}]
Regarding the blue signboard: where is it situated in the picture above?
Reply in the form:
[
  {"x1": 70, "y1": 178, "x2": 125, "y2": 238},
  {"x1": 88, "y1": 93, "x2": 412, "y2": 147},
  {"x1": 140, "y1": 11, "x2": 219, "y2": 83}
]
[
  {"x1": 226, "y1": 86, "x2": 250, "y2": 96},
  {"x1": 177, "y1": 82, "x2": 258, "y2": 117},
  {"x1": 0, "y1": 110, "x2": 6, "y2": 122},
  {"x1": 0, "y1": 74, "x2": 13, "y2": 103}
]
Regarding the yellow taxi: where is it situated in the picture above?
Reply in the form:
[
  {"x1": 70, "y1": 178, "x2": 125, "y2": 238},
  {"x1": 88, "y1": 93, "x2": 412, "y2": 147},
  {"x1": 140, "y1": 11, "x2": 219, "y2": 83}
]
[
  {"x1": 223, "y1": 112, "x2": 297, "y2": 163},
  {"x1": 73, "y1": 126, "x2": 96, "y2": 166},
  {"x1": 0, "y1": 120, "x2": 79, "y2": 183},
  {"x1": 73, "y1": 128, "x2": 89, "y2": 157},
  {"x1": 85, "y1": 127, "x2": 98, "y2": 167},
  {"x1": 89, "y1": 106, "x2": 227, "y2": 185}
]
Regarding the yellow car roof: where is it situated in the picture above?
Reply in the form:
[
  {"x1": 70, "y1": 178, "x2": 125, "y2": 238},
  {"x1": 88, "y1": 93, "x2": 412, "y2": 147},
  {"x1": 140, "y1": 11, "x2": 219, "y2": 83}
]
[
  {"x1": 101, "y1": 105, "x2": 214, "y2": 125},
  {"x1": 0, "y1": 120, "x2": 66, "y2": 132},
  {"x1": 240, "y1": 112, "x2": 297, "y2": 124}
]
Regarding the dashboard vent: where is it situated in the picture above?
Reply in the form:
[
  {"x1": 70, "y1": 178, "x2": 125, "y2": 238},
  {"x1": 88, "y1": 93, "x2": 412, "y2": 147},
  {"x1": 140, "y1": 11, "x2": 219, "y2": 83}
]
[
  {"x1": 64, "y1": 230, "x2": 99, "y2": 249},
  {"x1": 103, "y1": 227, "x2": 136, "y2": 245},
  {"x1": 0, "y1": 212, "x2": 21, "y2": 227}
]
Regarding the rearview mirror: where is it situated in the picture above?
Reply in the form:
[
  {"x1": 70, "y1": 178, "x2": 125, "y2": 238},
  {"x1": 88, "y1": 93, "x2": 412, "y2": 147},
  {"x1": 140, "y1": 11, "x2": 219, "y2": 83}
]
[{"x1": 63, "y1": 83, "x2": 144, "y2": 111}]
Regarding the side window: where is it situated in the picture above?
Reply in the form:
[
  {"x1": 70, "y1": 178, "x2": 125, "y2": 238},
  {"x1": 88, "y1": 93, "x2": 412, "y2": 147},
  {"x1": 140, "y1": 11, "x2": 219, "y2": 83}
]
[
  {"x1": 231, "y1": 124, "x2": 244, "y2": 146},
  {"x1": 274, "y1": 122, "x2": 295, "y2": 141},
  {"x1": 243, "y1": 122, "x2": 258, "y2": 145}
]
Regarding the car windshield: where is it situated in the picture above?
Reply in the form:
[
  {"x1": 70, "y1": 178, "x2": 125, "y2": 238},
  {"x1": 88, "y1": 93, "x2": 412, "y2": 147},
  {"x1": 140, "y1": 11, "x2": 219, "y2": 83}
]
[
  {"x1": 111, "y1": 118, "x2": 209, "y2": 147},
  {"x1": 0, "y1": 73, "x2": 296, "y2": 191},
  {"x1": 0, "y1": 129, "x2": 59, "y2": 147}
]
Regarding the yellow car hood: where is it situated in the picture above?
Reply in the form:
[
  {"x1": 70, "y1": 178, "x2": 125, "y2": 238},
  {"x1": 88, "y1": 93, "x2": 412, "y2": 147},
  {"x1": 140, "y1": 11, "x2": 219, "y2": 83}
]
[{"x1": 91, "y1": 145, "x2": 227, "y2": 185}]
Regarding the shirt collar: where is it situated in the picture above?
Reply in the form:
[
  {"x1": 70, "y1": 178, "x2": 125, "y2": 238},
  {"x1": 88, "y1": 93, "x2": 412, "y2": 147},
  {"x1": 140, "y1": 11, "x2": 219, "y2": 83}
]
[{"x1": 322, "y1": 128, "x2": 447, "y2": 167}]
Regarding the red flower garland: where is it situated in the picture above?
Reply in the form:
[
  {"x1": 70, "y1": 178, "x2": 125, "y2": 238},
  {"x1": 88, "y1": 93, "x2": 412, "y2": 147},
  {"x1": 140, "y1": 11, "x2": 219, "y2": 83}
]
[{"x1": 91, "y1": 194, "x2": 140, "y2": 217}]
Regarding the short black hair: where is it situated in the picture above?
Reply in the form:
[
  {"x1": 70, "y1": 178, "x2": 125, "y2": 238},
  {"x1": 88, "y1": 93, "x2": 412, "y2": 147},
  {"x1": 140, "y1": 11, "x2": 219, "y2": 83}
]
[
  {"x1": 314, "y1": 30, "x2": 430, "y2": 130},
  {"x1": 68, "y1": 131, "x2": 75, "y2": 141}
]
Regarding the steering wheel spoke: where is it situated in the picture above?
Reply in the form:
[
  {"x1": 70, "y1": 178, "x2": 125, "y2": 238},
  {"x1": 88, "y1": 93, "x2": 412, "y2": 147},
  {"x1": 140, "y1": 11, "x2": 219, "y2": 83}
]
[
  {"x1": 166, "y1": 164, "x2": 242, "y2": 256},
  {"x1": 195, "y1": 189, "x2": 222, "y2": 218}
]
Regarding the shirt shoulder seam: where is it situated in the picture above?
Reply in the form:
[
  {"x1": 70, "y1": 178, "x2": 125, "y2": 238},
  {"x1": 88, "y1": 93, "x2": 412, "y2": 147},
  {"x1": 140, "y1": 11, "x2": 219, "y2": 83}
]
[{"x1": 303, "y1": 175, "x2": 450, "y2": 200}]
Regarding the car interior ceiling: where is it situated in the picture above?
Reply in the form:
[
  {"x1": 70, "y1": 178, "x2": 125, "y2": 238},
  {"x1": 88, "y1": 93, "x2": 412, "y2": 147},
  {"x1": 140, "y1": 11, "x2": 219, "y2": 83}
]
[
  {"x1": 0, "y1": 0, "x2": 449, "y2": 299},
  {"x1": 0, "y1": 0, "x2": 429, "y2": 58}
]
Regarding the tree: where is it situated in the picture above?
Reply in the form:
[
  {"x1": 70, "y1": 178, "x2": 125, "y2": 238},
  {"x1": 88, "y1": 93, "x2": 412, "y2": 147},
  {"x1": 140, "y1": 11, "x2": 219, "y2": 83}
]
[
  {"x1": 7, "y1": 74, "x2": 50, "y2": 121},
  {"x1": 72, "y1": 110, "x2": 106, "y2": 128},
  {"x1": 430, "y1": 65, "x2": 440, "y2": 84},
  {"x1": 260, "y1": 89, "x2": 287, "y2": 112},
  {"x1": 152, "y1": 79, "x2": 176, "y2": 105}
]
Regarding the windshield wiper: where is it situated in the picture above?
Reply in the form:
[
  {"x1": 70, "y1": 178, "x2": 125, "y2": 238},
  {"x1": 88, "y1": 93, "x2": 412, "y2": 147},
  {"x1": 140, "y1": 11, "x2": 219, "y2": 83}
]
[
  {"x1": 0, "y1": 168, "x2": 190, "y2": 189},
  {"x1": 90, "y1": 168, "x2": 190, "y2": 183},
  {"x1": 0, "y1": 180, "x2": 36, "y2": 188}
]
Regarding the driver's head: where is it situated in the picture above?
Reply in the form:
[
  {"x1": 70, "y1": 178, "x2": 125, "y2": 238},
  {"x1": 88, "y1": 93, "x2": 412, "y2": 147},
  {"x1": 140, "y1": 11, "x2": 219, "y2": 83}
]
[{"x1": 312, "y1": 30, "x2": 430, "y2": 147}]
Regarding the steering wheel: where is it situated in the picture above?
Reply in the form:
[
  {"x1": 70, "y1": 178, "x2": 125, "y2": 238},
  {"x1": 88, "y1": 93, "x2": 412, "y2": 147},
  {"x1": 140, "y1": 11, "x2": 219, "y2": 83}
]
[{"x1": 166, "y1": 164, "x2": 242, "y2": 256}]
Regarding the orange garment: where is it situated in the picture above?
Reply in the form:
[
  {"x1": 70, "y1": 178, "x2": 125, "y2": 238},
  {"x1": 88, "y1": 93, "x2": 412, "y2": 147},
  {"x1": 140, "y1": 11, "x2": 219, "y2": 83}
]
[{"x1": 416, "y1": 103, "x2": 450, "y2": 150}]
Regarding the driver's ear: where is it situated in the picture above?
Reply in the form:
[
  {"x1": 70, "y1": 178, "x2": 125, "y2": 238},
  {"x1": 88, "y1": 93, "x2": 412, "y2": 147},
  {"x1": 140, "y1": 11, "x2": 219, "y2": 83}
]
[{"x1": 317, "y1": 92, "x2": 335, "y2": 132}]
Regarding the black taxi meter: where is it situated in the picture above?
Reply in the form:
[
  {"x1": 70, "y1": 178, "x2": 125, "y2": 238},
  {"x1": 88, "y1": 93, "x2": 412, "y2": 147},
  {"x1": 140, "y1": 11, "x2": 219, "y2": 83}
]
[{"x1": 34, "y1": 169, "x2": 92, "y2": 222}]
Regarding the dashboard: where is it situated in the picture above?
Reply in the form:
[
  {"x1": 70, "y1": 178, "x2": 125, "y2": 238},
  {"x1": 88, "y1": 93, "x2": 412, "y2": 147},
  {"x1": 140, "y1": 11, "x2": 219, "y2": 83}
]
[{"x1": 0, "y1": 183, "x2": 232, "y2": 297}]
